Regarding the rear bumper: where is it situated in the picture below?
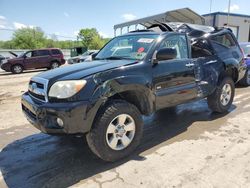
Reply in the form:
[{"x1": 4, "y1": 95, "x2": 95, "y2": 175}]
[
  {"x1": 61, "y1": 59, "x2": 66, "y2": 65},
  {"x1": 21, "y1": 92, "x2": 95, "y2": 134}
]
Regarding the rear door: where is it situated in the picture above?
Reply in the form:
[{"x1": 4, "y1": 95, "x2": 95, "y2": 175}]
[
  {"x1": 35, "y1": 50, "x2": 51, "y2": 68},
  {"x1": 153, "y1": 33, "x2": 197, "y2": 110}
]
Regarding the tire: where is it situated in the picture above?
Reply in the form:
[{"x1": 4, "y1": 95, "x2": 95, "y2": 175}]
[
  {"x1": 86, "y1": 100, "x2": 143, "y2": 162},
  {"x1": 207, "y1": 77, "x2": 235, "y2": 113},
  {"x1": 11, "y1": 64, "x2": 23, "y2": 74},
  {"x1": 239, "y1": 68, "x2": 250, "y2": 86},
  {"x1": 50, "y1": 62, "x2": 60, "y2": 69}
]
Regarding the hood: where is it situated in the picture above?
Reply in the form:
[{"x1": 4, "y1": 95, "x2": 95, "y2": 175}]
[
  {"x1": 8, "y1": 57, "x2": 24, "y2": 62},
  {"x1": 35, "y1": 59, "x2": 138, "y2": 81}
]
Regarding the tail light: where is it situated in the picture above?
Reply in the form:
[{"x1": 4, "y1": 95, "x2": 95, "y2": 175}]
[{"x1": 60, "y1": 53, "x2": 64, "y2": 59}]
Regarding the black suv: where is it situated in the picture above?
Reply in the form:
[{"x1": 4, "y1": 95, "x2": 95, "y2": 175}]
[{"x1": 21, "y1": 23, "x2": 247, "y2": 161}]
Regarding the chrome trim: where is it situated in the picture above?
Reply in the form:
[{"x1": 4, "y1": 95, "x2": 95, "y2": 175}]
[{"x1": 29, "y1": 77, "x2": 49, "y2": 102}]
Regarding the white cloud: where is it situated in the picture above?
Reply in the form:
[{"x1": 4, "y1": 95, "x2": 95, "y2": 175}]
[
  {"x1": 13, "y1": 22, "x2": 27, "y2": 29},
  {"x1": 64, "y1": 12, "x2": 69, "y2": 17},
  {"x1": 0, "y1": 15, "x2": 6, "y2": 20},
  {"x1": 122, "y1": 13, "x2": 137, "y2": 21},
  {"x1": 99, "y1": 31, "x2": 109, "y2": 38},
  {"x1": 13, "y1": 22, "x2": 35, "y2": 29},
  {"x1": 0, "y1": 25, "x2": 6, "y2": 29},
  {"x1": 0, "y1": 15, "x2": 8, "y2": 28},
  {"x1": 224, "y1": 4, "x2": 240, "y2": 12}
]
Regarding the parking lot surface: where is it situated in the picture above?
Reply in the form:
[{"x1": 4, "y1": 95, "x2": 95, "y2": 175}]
[{"x1": 0, "y1": 69, "x2": 250, "y2": 188}]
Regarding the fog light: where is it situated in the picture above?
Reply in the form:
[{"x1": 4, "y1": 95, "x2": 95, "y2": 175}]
[{"x1": 56, "y1": 118, "x2": 64, "y2": 127}]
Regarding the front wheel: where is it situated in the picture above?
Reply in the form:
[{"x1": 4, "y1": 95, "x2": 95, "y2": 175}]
[
  {"x1": 207, "y1": 77, "x2": 235, "y2": 113},
  {"x1": 86, "y1": 100, "x2": 143, "y2": 162},
  {"x1": 11, "y1": 64, "x2": 23, "y2": 74}
]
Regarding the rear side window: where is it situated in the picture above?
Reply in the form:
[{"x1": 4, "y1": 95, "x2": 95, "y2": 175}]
[
  {"x1": 51, "y1": 49, "x2": 62, "y2": 55},
  {"x1": 37, "y1": 50, "x2": 50, "y2": 56},
  {"x1": 211, "y1": 33, "x2": 236, "y2": 49}
]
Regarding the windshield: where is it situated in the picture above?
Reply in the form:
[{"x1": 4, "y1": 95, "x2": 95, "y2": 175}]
[
  {"x1": 18, "y1": 52, "x2": 25, "y2": 58},
  {"x1": 241, "y1": 44, "x2": 250, "y2": 57},
  {"x1": 96, "y1": 34, "x2": 159, "y2": 60}
]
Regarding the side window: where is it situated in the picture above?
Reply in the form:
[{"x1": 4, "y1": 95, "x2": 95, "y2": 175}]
[
  {"x1": 192, "y1": 39, "x2": 213, "y2": 58},
  {"x1": 37, "y1": 50, "x2": 50, "y2": 56},
  {"x1": 31, "y1": 51, "x2": 39, "y2": 57},
  {"x1": 25, "y1": 52, "x2": 32, "y2": 58},
  {"x1": 51, "y1": 49, "x2": 62, "y2": 55},
  {"x1": 210, "y1": 33, "x2": 236, "y2": 51},
  {"x1": 159, "y1": 35, "x2": 188, "y2": 59}
]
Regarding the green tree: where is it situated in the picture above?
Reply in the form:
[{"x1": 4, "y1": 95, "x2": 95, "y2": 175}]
[
  {"x1": 12, "y1": 27, "x2": 47, "y2": 49},
  {"x1": 78, "y1": 28, "x2": 108, "y2": 49}
]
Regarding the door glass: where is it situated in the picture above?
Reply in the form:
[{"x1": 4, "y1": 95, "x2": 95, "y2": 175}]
[
  {"x1": 159, "y1": 35, "x2": 188, "y2": 59},
  {"x1": 31, "y1": 51, "x2": 39, "y2": 57},
  {"x1": 37, "y1": 50, "x2": 50, "y2": 56},
  {"x1": 25, "y1": 52, "x2": 32, "y2": 58}
]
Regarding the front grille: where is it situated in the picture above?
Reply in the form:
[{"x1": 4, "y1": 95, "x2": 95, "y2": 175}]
[
  {"x1": 29, "y1": 91, "x2": 46, "y2": 101},
  {"x1": 28, "y1": 77, "x2": 48, "y2": 102}
]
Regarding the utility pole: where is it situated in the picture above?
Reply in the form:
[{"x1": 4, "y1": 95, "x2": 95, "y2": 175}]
[
  {"x1": 227, "y1": 0, "x2": 231, "y2": 26},
  {"x1": 209, "y1": 0, "x2": 213, "y2": 13}
]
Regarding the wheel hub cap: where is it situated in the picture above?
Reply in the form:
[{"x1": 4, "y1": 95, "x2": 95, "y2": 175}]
[
  {"x1": 106, "y1": 114, "x2": 136, "y2": 151},
  {"x1": 220, "y1": 83, "x2": 232, "y2": 106}
]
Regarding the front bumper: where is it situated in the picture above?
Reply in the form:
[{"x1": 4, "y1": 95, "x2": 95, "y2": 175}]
[
  {"x1": 21, "y1": 92, "x2": 94, "y2": 134},
  {"x1": 0, "y1": 63, "x2": 11, "y2": 72}
]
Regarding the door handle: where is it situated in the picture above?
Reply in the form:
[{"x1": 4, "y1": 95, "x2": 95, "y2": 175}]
[{"x1": 185, "y1": 63, "x2": 194, "y2": 68}]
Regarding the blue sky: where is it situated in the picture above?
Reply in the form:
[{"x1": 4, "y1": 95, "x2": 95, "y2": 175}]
[{"x1": 0, "y1": 0, "x2": 249, "y2": 41}]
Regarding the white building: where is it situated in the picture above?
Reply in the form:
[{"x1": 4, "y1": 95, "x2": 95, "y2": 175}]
[{"x1": 203, "y1": 12, "x2": 250, "y2": 42}]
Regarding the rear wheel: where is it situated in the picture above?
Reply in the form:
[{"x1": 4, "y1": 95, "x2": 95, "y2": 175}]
[
  {"x1": 50, "y1": 62, "x2": 59, "y2": 69},
  {"x1": 11, "y1": 64, "x2": 23, "y2": 74},
  {"x1": 207, "y1": 77, "x2": 235, "y2": 113},
  {"x1": 86, "y1": 100, "x2": 143, "y2": 162}
]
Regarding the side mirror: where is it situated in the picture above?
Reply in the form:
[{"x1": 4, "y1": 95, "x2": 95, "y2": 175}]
[{"x1": 156, "y1": 48, "x2": 177, "y2": 61}]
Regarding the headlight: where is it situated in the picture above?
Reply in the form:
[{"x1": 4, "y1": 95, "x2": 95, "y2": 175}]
[{"x1": 48, "y1": 80, "x2": 87, "y2": 99}]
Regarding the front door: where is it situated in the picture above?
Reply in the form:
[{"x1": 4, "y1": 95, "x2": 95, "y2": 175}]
[
  {"x1": 24, "y1": 50, "x2": 51, "y2": 69},
  {"x1": 153, "y1": 34, "x2": 197, "y2": 110}
]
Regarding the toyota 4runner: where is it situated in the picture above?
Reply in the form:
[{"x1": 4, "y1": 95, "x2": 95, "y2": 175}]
[{"x1": 21, "y1": 23, "x2": 247, "y2": 161}]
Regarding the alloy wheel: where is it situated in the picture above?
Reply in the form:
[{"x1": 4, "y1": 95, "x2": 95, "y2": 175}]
[{"x1": 106, "y1": 114, "x2": 136, "y2": 151}]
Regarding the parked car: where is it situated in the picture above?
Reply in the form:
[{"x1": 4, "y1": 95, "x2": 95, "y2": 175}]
[
  {"x1": 21, "y1": 23, "x2": 246, "y2": 162},
  {"x1": 239, "y1": 42, "x2": 250, "y2": 86},
  {"x1": 1, "y1": 48, "x2": 65, "y2": 74},
  {"x1": 80, "y1": 52, "x2": 99, "y2": 62},
  {"x1": 68, "y1": 50, "x2": 98, "y2": 64}
]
